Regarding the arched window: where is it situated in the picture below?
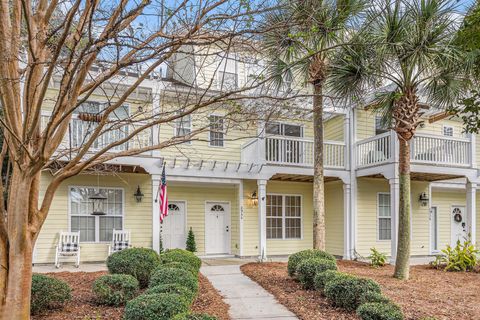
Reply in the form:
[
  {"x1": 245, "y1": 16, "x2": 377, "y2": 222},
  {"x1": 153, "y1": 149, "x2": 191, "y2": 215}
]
[
  {"x1": 211, "y1": 204, "x2": 225, "y2": 212},
  {"x1": 168, "y1": 204, "x2": 180, "y2": 211}
]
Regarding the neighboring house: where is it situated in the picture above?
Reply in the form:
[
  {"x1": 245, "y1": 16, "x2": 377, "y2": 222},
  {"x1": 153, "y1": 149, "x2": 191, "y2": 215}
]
[{"x1": 33, "y1": 50, "x2": 480, "y2": 264}]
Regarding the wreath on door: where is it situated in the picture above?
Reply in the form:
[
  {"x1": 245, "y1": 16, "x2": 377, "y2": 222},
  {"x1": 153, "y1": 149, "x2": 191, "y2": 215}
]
[{"x1": 453, "y1": 207, "x2": 463, "y2": 223}]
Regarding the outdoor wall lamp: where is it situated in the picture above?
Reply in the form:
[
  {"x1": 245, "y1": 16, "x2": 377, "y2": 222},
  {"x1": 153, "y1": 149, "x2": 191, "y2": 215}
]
[
  {"x1": 249, "y1": 191, "x2": 258, "y2": 207},
  {"x1": 134, "y1": 185, "x2": 144, "y2": 203},
  {"x1": 419, "y1": 192, "x2": 429, "y2": 207},
  {"x1": 89, "y1": 191, "x2": 107, "y2": 215}
]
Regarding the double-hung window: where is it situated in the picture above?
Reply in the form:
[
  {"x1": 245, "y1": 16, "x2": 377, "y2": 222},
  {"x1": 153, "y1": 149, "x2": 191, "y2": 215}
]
[
  {"x1": 209, "y1": 115, "x2": 224, "y2": 147},
  {"x1": 174, "y1": 114, "x2": 192, "y2": 139},
  {"x1": 70, "y1": 187, "x2": 124, "y2": 242},
  {"x1": 443, "y1": 126, "x2": 453, "y2": 137},
  {"x1": 218, "y1": 71, "x2": 238, "y2": 90},
  {"x1": 266, "y1": 194, "x2": 302, "y2": 240},
  {"x1": 377, "y1": 193, "x2": 391, "y2": 240}
]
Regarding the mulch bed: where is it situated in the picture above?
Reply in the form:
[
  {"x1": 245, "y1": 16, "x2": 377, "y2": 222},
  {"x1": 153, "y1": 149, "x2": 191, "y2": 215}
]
[
  {"x1": 32, "y1": 271, "x2": 230, "y2": 320},
  {"x1": 241, "y1": 261, "x2": 480, "y2": 320}
]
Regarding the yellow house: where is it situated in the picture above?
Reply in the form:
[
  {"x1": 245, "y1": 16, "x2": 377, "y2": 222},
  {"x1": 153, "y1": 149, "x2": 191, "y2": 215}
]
[{"x1": 34, "y1": 51, "x2": 480, "y2": 265}]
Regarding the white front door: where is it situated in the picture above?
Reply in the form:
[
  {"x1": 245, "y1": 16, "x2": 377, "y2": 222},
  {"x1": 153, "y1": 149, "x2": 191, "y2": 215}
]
[
  {"x1": 205, "y1": 202, "x2": 230, "y2": 255},
  {"x1": 451, "y1": 206, "x2": 468, "y2": 246},
  {"x1": 161, "y1": 202, "x2": 186, "y2": 250}
]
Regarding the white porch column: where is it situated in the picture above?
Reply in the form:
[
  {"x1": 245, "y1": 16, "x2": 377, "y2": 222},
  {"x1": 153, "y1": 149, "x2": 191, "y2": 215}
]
[
  {"x1": 466, "y1": 182, "x2": 477, "y2": 245},
  {"x1": 470, "y1": 134, "x2": 476, "y2": 169},
  {"x1": 152, "y1": 176, "x2": 161, "y2": 253},
  {"x1": 389, "y1": 177, "x2": 400, "y2": 263},
  {"x1": 343, "y1": 183, "x2": 352, "y2": 259},
  {"x1": 238, "y1": 181, "x2": 244, "y2": 256},
  {"x1": 258, "y1": 179, "x2": 267, "y2": 261}
]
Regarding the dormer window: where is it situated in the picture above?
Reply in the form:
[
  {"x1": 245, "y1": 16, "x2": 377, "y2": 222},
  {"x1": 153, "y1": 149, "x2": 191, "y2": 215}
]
[{"x1": 218, "y1": 71, "x2": 238, "y2": 90}]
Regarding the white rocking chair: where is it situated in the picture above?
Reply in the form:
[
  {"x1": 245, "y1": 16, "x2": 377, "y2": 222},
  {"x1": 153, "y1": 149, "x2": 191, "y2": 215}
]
[
  {"x1": 55, "y1": 231, "x2": 81, "y2": 268},
  {"x1": 108, "y1": 230, "x2": 131, "y2": 256}
]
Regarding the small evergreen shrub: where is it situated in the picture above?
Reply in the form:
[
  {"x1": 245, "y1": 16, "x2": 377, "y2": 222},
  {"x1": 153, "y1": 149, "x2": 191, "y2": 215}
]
[
  {"x1": 313, "y1": 270, "x2": 346, "y2": 291},
  {"x1": 146, "y1": 283, "x2": 196, "y2": 304},
  {"x1": 172, "y1": 313, "x2": 218, "y2": 320},
  {"x1": 186, "y1": 228, "x2": 197, "y2": 252},
  {"x1": 287, "y1": 249, "x2": 336, "y2": 277},
  {"x1": 163, "y1": 261, "x2": 198, "y2": 275},
  {"x1": 124, "y1": 293, "x2": 190, "y2": 320},
  {"x1": 92, "y1": 274, "x2": 139, "y2": 306},
  {"x1": 368, "y1": 248, "x2": 387, "y2": 268},
  {"x1": 324, "y1": 275, "x2": 381, "y2": 311},
  {"x1": 356, "y1": 302, "x2": 404, "y2": 320},
  {"x1": 359, "y1": 292, "x2": 392, "y2": 305},
  {"x1": 107, "y1": 247, "x2": 160, "y2": 288},
  {"x1": 31, "y1": 274, "x2": 72, "y2": 315},
  {"x1": 160, "y1": 249, "x2": 202, "y2": 272},
  {"x1": 296, "y1": 257, "x2": 337, "y2": 289},
  {"x1": 149, "y1": 267, "x2": 199, "y2": 294}
]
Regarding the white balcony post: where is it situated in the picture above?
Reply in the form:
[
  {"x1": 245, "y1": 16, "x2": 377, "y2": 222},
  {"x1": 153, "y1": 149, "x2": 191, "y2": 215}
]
[
  {"x1": 344, "y1": 113, "x2": 351, "y2": 170},
  {"x1": 470, "y1": 134, "x2": 476, "y2": 169},
  {"x1": 343, "y1": 183, "x2": 352, "y2": 259},
  {"x1": 258, "y1": 179, "x2": 267, "y2": 261},
  {"x1": 389, "y1": 177, "x2": 400, "y2": 263},
  {"x1": 152, "y1": 176, "x2": 161, "y2": 253},
  {"x1": 466, "y1": 182, "x2": 477, "y2": 245},
  {"x1": 390, "y1": 130, "x2": 399, "y2": 163}
]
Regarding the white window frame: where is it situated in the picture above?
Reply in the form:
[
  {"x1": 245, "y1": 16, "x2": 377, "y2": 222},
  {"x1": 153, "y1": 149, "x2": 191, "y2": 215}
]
[
  {"x1": 208, "y1": 114, "x2": 225, "y2": 147},
  {"x1": 377, "y1": 192, "x2": 392, "y2": 241},
  {"x1": 266, "y1": 193, "x2": 303, "y2": 240},
  {"x1": 173, "y1": 113, "x2": 192, "y2": 144},
  {"x1": 442, "y1": 125, "x2": 454, "y2": 137},
  {"x1": 68, "y1": 186, "x2": 125, "y2": 243}
]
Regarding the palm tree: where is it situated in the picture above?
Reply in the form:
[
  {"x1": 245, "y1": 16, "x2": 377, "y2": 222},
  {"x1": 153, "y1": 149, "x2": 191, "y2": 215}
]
[
  {"x1": 263, "y1": 0, "x2": 366, "y2": 250},
  {"x1": 328, "y1": 0, "x2": 470, "y2": 279}
]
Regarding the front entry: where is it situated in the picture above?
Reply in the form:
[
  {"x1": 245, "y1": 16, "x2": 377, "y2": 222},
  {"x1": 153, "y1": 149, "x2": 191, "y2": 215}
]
[
  {"x1": 205, "y1": 202, "x2": 230, "y2": 255},
  {"x1": 161, "y1": 202, "x2": 186, "y2": 250},
  {"x1": 451, "y1": 205, "x2": 467, "y2": 246}
]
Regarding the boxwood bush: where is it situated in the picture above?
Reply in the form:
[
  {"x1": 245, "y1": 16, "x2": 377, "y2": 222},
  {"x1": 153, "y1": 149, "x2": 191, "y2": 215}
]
[
  {"x1": 160, "y1": 249, "x2": 202, "y2": 272},
  {"x1": 287, "y1": 249, "x2": 336, "y2": 277},
  {"x1": 296, "y1": 258, "x2": 337, "y2": 289},
  {"x1": 313, "y1": 270, "x2": 347, "y2": 291},
  {"x1": 359, "y1": 292, "x2": 392, "y2": 305},
  {"x1": 124, "y1": 293, "x2": 190, "y2": 320},
  {"x1": 31, "y1": 274, "x2": 72, "y2": 315},
  {"x1": 106, "y1": 248, "x2": 160, "y2": 288},
  {"x1": 146, "y1": 283, "x2": 196, "y2": 304},
  {"x1": 324, "y1": 275, "x2": 381, "y2": 311},
  {"x1": 149, "y1": 267, "x2": 199, "y2": 294},
  {"x1": 92, "y1": 274, "x2": 139, "y2": 306},
  {"x1": 172, "y1": 313, "x2": 218, "y2": 320},
  {"x1": 356, "y1": 302, "x2": 404, "y2": 320},
  {"x1": 162, "y1": 261, "x2": 198, "y2": 275}
]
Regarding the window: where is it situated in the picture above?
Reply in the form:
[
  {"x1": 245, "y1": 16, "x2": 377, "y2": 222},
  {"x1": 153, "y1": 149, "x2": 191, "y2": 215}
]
[
  {"x1": 218, "y1": 71, "x2": 238, "y2": 90},
  {"x1": 378, "y1": 193, "x2": 391, "y2": 240},
  {"x1": 266, "y1": 122, "x2": 303, "y2": 137},
  {"x1": 266, "y1": 195, "x2": 302, "y2": 239},
  {"x1": 70, "y1": 187, "x2": 123, "y2": 242},
  {"x1": 443, "y1": 126, "x2": 453, "y2": 137},
  {"x1": 174, "y1": 114, "x2": 192, "y2": 137},
  {"x1": 375, "y1": 116, "x2": 389, "y2": 135},
  {"x1": 209, "y1": 115, "x2": 224, "y2": 147}
]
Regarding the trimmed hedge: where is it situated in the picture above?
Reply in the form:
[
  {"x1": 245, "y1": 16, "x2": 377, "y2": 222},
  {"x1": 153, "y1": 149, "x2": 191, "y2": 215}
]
[
  {"x1": 92, "y1": 274, "x2": 139, "y2": 306},
  {"x1": 146, "y1": 283, "x2": 196, "y2": 304},
  {"x1": 163, "y1": 261, "x2": 198, "y2": 275},
  {"x1": 160, "y1": 249, "x2": 202, "y2": 272},
  {"x1": 124, "y1": 293, "x2": 190, "y2": 320},
  {"x1": 296, "y1": 258, "x2": 337, "y2": 289},
  {"x1": 313, "y1": 270, "x2": 346, "y2": 291},
  {"x1": 359, "y1": 292, "x2": 392, "y2": 305},
  {"x1": 149, "y1": 267, "x2": 199, "y2": 294},
  {"x1": 31, "y1": 274, "x2": 72, "y2": 315},
  {"x1": 107, "y1": 248, "x2": 160, "y2": 288},
  {"x1": 287, "y1": 249, "x2": 336, "y2": 277},
  {"x1": 324, "y1": 275, "x2": 381, "y2": 311},
  {"x1": 172, "y1": 313, "x2": 218, "y2": 320},
  {"x1": 356, "y1": 302, "x2": 404, "y2": 320}
]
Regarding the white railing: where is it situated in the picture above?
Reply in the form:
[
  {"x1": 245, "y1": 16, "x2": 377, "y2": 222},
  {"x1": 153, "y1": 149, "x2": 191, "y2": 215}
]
[
  {"x1": 356, "y1": 132, "x2": 392, "y2": 168},
  {"x1": 411, "y1": 134, "x2": 471, "y2": 167}
]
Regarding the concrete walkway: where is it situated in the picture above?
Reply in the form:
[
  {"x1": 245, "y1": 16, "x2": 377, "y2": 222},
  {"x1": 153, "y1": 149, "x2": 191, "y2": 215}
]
[{"x1": 201, "y1": 264, "x2": 298, "y2": 320}]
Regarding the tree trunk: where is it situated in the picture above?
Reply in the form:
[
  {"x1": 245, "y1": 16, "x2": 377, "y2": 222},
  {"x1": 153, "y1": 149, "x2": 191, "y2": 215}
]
[
  {"x1": 393, "y1": 137, "x2": 411, "y2": 280},
  {"x1": 0, "y1": 169, "x2": 35, "y2": 320},
  {"x1": 313, "y1": 83, "x2": 325, "y2": 250}
]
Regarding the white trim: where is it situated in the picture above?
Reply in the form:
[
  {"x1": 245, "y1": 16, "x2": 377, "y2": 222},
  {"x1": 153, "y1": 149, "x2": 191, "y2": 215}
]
[
  {"x1": 376, "y1": 192, "x2": 392, "y2": 242},
  {"x1": 204, "y1": 201, "x2": 231, "y2": 255},
  {"x1": 429, "y1": 205, "x2": 440, "y2": 254},
  {"x1": 208, "y1": 113, "x2": 226, "y2": 148},
  {"x1": 238, "y1": 181, "x2": 244, "y2": 256},
  {"x1": 265, "y1": 193, "x2": 303, "y2": 241}
]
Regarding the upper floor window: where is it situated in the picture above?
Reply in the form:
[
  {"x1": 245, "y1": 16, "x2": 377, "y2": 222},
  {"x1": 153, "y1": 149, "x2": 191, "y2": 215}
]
[
  {"x1": 266, "y1": 194, "x2": 302, "y2": 240},
  {"x1": 209, "y1": 115, "x2": 224, "y2": 147},
  {"x1": 375, "y1": 116, "x2": 389, "y2": 135},
  {"x1": 266, "y1": 122, "x2": 303, "y2": 137},
  {"x1": 218, "y1": 71, "x2": 238, "y2": 91},
  {"x1": 443, "y1": 126, "x2": 453, "y2": 137},
  {"x1": 378, "y1": 193, "x2": 391, "y2": 240},
  {"x1": 174, "y1": 114, "x2": 192, "y2": 137}
]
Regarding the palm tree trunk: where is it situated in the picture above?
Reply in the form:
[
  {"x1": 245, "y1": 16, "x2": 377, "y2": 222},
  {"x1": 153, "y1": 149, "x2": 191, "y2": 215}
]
[
  {"x1": 393, "y1": 137, "x2": 411, "y2": 280},
  {"x1": 313, "y1": 83, "x2": 325, "y2": 250}
]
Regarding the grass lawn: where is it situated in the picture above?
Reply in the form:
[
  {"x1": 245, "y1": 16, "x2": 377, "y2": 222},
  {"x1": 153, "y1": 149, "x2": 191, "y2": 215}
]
[
  {"x1": 241, "y1": 261, "x2": 480, "y2": 320},
  {"x1": 32, "y1": 271, "x2": 230, "y2": 320}
]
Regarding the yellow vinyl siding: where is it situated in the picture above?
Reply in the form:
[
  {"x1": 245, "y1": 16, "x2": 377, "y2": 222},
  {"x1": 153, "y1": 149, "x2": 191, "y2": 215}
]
[
  {"x1": 410, "y1": 181, "x2": 430, "y2": 256},
  {"x1": 242, "y1": 180, "x2": 260, "y2": 256},
  {"x1": 431, "y1": 191, "x2": 466, "y2": 250},
  {"x1": 356, "y1": 109, "x2": 376, "y2": 140},
  {"x1": 35, "y1": 172, "x2": 152, "y2": 263},
  {"x1": 417, "y1": 118, "x2": 464, "y2": 138},
  {"x1": 324, "y1": 115, "x2": 344, "y2": 142},
  {"x1": 325, "y1": 180, "x2": 344, "y2": 256}
]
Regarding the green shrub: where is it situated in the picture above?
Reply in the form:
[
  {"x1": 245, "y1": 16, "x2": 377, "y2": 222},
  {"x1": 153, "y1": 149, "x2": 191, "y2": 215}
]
[
  {"x1": 313, "y1": 270, "x2": 347, "y2": 291},
  {"x1": 287, "y1": 249, "x2": 336, "y2": 277},
  {"x1": 324, "y1": 275, "x2": 381, "y2": 311},
  {"x1": 296, "y1": 257, "x2": 337, "y2": 289},
  {"x1": 124, "y1": 293, "x2": 190, "y2": 320},
  {"x1": 186, "y1": 228, "x2": 197, "y2": 252},
  {"x1": 359, "y1": 292, "x2": 392, "y2": 305},
  {"x1": 31, "y1": 274, "x2": 72, "y2": 315},
  {"x1": 92, "y1": 274, "x2": 139, "y2": 306},
  {"x1": 145, "y1": 283, "x2": 196, "y2": 304},
  {"x1": 369, "y1": 248, "x2": 388, "y2": 268},
  {"x1": 172, "y1": 313, "x2": 218, "y2": 320},
  {"x1": 107, "y1": 247, "x2": 160, "y2": 288},
  {"x1": 356, "y1": 302, "x2": 404, "y2": 320},
  {"x1": 431, "y1": 240, "x2": 478, "y2": 272},
  {"x1": 163, "y1": 261, "x2": 198, "y2": 275},
  {"x1": 149, "y1": 267, "x2": 199, "y2": 294},
  {"x1": 160, "y1": 249, "x2": 202, "y2": 272}
]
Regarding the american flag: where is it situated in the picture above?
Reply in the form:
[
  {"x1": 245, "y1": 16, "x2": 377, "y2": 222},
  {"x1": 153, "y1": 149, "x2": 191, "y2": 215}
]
[{"x1": 158, "y1": 165, "x2": 168, "y2": 222}]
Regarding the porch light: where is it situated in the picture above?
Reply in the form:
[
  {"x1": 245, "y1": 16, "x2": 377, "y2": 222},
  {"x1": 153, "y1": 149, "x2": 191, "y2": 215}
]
[
  {"x1": 249, "y1": 191, "x2": 258, "y2": 207},
  {"x1": 419, "y1": 192, "x2": 429, "y2": 207},
  {"x1": 133, "y1": 185, "x2": 144, "y2": 203},
  {"x1": 89, "y1": 190, "x2": 107, "y2": 216}
]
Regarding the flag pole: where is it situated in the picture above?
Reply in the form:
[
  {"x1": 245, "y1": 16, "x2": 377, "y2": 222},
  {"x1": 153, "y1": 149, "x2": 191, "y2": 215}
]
[{"x1": 154, "y1": 161, "x2": 166, "y2": 203}]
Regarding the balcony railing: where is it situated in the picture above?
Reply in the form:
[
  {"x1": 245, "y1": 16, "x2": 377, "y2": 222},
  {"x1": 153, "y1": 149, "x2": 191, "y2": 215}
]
[{"x1": 356, "y1": 132, "x2": 392, "y2": 168}]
